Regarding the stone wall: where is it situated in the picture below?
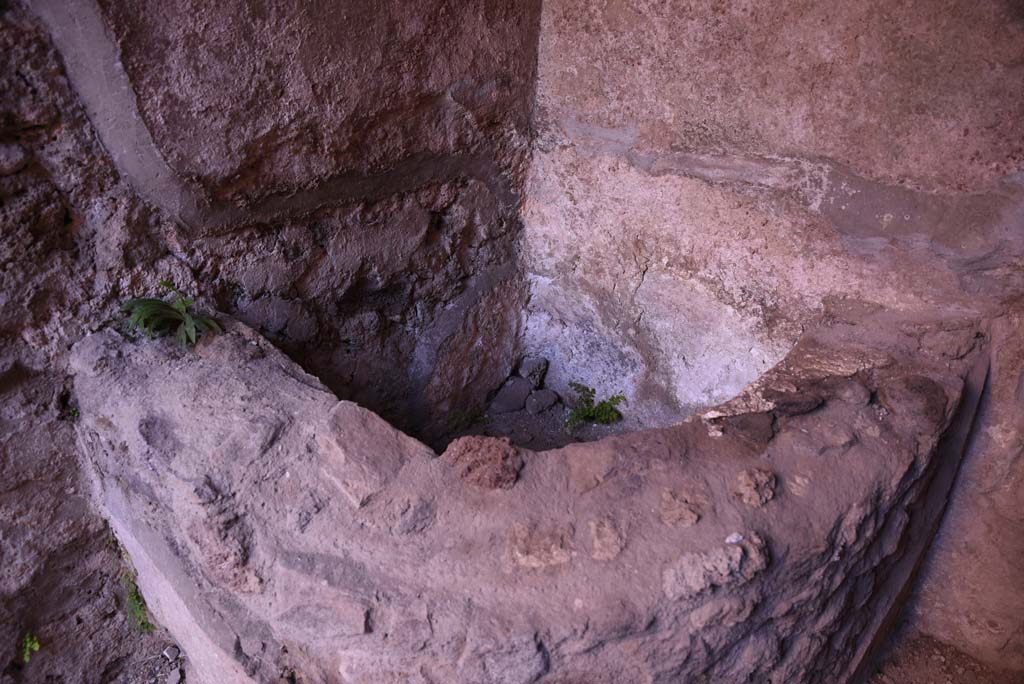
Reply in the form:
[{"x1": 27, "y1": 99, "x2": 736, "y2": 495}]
[
  {"x1": 32, "y1": 0, "x2": 542, "y2": 438},
  {"x1": 95, "y1": 0, "x2": 538, "y2": 207},
  {"x1": 0, "y1": 4, "x2": 172, "y2": 680},
  {"x1": 911, "y1": 312, "x2": 1024, "y2": 669},
  {"x1": 1, "y1": 0, "x2": 541, "y2": 678},
  {"x1": 69, "y1": 309, "x2": 989, "y2": 684},
  {"x1": 3, "y1": 0, "x2": 1023, "y2": 678},
  {"x1": 520, "y1": 0, "x2": 1024, "y2": 670},
  {"x1": 521, "y1": 0, "x2": 1024, "y2": 423}
]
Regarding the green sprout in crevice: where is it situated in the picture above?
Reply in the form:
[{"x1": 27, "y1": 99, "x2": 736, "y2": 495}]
[
  {"x1": 121, "y1": 574, "x2": 155, "y2": 634},
  {"x1": 121, "y1": 280, "x2": 221, "y2": 347},
  {"x1": 565, "y1": 382, "x2": 627, "y2": 433},
  {"x1": 446, "y1": 406, "x2": 490, "y2": 434},
  {"x1": 20, "y1": 632, "x2": 40, "y2": 664}
]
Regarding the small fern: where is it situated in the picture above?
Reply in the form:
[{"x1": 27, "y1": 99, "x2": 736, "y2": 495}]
[
  {"x1": 122, "y1": 280, "x2": 221, "y2": 347},
  {"x1": 566, "y1": 382, "x2": 627, "y2": 432},
  {"x1": 122, "y1": 574, "x2": 155, "y2": 634},
  {"x1": 20, "y1": 632, "x2": 40, "y2": 664}
]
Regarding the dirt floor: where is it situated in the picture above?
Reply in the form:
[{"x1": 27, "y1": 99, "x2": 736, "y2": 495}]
[
  {"x1": 871, "y1": 629, "x2": 1022, "y2": 684},
  {"x1": 111, "y1": 592, "x2": 1023, "y2": 684}
]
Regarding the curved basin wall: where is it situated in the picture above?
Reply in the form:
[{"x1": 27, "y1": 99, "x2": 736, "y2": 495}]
[{"x1": 519, "y1": 0, "x2": 1024, "y2": 428}]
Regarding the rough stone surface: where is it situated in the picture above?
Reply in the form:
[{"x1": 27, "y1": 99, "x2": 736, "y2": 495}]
[
  {"x1": 0, "y1": 142, "x2": 27, "y2": 174},
  {"x1": 30, "y1": 0, "x2": 541, "y2": 441},
  {"x1": 441, "y1": 435, "x2": 523, "y2": 490},
  {"x1": 588, "y1": 518, "x2": 624, "y2": 561},
  {"x1": 491, "y1": 376, "x2": 534, "y2": 414},
  {"x1": 662, "y1": 534, "x2": 768, "y2": 601},
  {"x1": 188, "y1": 179, "x2": 526, "y2": 439},
  {"x1": 870, "y1": 633, "x2": 1024, "y2": 684},
  {"x1": 525, "y1": 388, "x2": 558, "y2": 415},
  {"x1": 92, "y1": 0, "x2": 541, "y2": 206},
  {"x1": 536, "y1": 0, "x2": 1024, "y2": 193},
  {"x1": 318, "y1": 401, "x2": 433, "y2": 509},
  {"x1": 518, "y1": 356, "x2": 549, "y2": 389},
  {"x1": 659, "y1": 489, "x2": 703, "y2": 528},
  {"x1": 521, "y1": 0, "x2": 1024, "y2": 429},
  {"x1": 736, "y1": 468, "x2": 777, "y2": 508},
  {"x1": 3, "y1": 0, "x2": 1023, "y2": 679},
  {"x1": 0, "y1": 1, "x2": 539, "y2": 680},
  {"x1": 71, "y1": 310, "x2": 986, "y2": 684},
  {"x1": 910, "y1": 313, "x2": 1024, "y2": 669},
  {"x1": 0, "y1": 4, "x2": 174, "y2": 680},
  {"x1": 519, "y1": 5, "x2": 1024, "y2": 668}
]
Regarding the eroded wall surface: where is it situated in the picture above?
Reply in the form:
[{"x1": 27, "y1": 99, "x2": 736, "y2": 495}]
[
  {"x1": 521, "y1": 0, "x2": 1024, "y2": 669},
  {"x1": 911, "y1": 312, "x2": 1024, "y2": 669},
  {"x1": 69, "y1": 309, "x2": 988, "y2": 684},
  {"x1": 95, "y1": 0, "x2": 538, "y2": 206},
  {"x1": 1, "y1": 5, "x2": 173, "y2": 679},
  {"x1": 4, "y1": 0, "x2": 1023, "y2": 678},
  {"x1": 522, "y1": 0, "x2": 1024, "y2": 421},
  {"x1": 32, "y1": 0, "x2": 542, "y2": 437},
  {"x1": 2, "y1": 0, "x2": 540, "y2": 677}
]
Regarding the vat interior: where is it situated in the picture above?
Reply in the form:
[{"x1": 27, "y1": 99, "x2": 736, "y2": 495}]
[
  {"x1": 5, "y1": 1, "x2": 1023, "y2": 682},
  {"x1": 436, "y1": 285, "x2": 785, "y2": 451}
]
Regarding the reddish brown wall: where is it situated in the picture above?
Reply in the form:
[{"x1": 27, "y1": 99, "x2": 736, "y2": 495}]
[
  {"x1": 97, "y1": 0, "x2": 540, "y2": 206},
  {"x1": 32, "y1": 0, "x2": 543, "y2": 437},
  {"x1": 1, "y1": 1, "x2": 541, "y2": 678},
  {"x1": 521, "y1": 0, "x2": 1024, "y2": 669}
]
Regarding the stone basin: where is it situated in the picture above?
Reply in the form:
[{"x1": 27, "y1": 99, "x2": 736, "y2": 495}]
[{"x1": 70, "y1": 307, "x2": 987, "y2": 684}]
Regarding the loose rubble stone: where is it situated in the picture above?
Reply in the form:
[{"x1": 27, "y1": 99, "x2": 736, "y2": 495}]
[
  {"x1": 525, "y1": 388, "x2": 559, "y2": 414},
  {"x1": 517, "y1": 356, "x2": 549, "y2": 389},
  {"x1": 490, "y1": 376, "x2": 533, "y2": 413}
]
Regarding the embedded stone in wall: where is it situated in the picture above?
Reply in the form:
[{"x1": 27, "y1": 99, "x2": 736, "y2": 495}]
[
  {"x1": 735, "y1": 468, "x2": 776, "y2": 508},
  {"x1": 442, "y1": 435, "x2": 523, "y2": 490}
]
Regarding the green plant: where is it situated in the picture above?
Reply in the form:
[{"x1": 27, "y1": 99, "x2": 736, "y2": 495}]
[
  {"x1": 20, "y1": 632, "x2": 40, "y2": 664},
  {"x1": 566, "y1": 383, "x2": 627, "y2": 432},
  {"x1": 446, "y1": 406, "x2": 489, "y2": 433},
  {"x1": 121, "y1": 574, "x2": 155, "y2": 633},
  {"x1": 121, "y1": 280, "x2": 221, "y2": 347},
  {"x1": 64, "y1": 406, "x2": 80, "y2": 421}
]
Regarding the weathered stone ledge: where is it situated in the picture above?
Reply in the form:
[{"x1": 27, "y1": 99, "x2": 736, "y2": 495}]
[{"x1": 72, "y1": 310, "x2": 988, "y2": 684}]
